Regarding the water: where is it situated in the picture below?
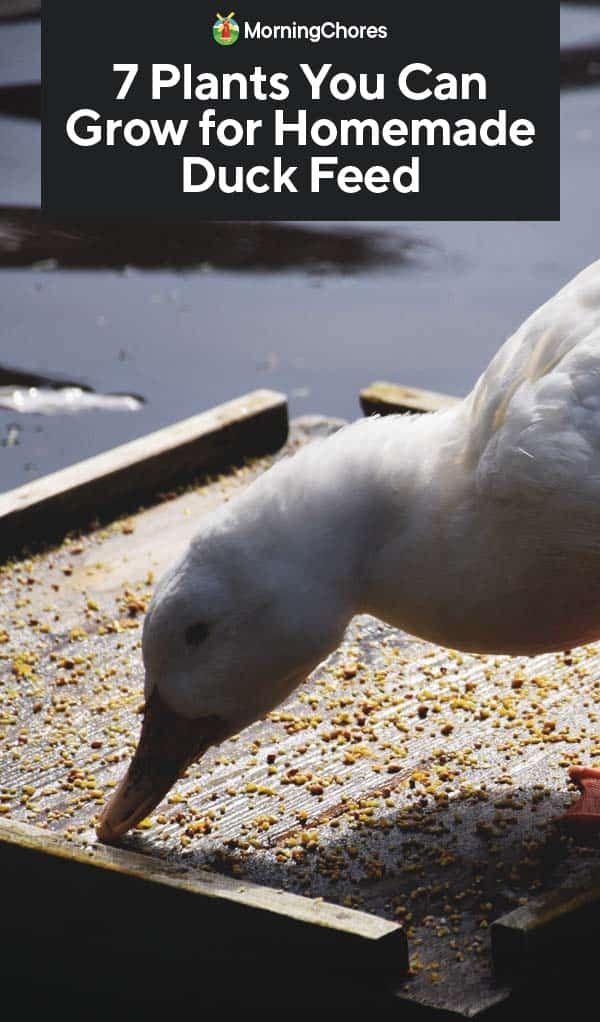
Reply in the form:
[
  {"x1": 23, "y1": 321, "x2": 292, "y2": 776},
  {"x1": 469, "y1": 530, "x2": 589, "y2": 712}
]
[{"x1": 1, "y1": 6, "x2": 600, "y2": 490}]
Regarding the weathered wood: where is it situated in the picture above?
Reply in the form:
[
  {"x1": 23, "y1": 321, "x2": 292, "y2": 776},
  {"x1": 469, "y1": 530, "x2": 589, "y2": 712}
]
[
  {"x1": 0, "y1": 389, "x2": 288, "y2": 560},
  {"x1": 491, "y1": 866, "x2": 600, "y2": 976},
  {"x1": 0, "y1": 817, "x2": 407, "y2": 993},
  {"x1": 360, "y1": 380, "x2": 460, "y2": 417},
  {"x1": 0, "y1": 0, "x2": 40, "y2": 20}
]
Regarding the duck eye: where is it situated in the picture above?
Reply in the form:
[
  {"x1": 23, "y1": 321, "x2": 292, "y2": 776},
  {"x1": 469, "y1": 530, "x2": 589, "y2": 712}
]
[{"x1": 184, "y1": 621, "x2": 210, "y2": 646}]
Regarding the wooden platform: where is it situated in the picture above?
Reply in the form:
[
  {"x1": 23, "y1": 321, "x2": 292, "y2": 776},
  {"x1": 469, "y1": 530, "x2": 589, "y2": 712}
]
[{"x1": 2, "y1": 387, "x2": 600, "y2": 1015}]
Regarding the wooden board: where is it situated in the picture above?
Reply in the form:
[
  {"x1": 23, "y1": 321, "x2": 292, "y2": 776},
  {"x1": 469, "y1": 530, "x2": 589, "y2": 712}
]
[
  {"x1": 360, "y1": 380, "x2": 461, "y2": 417},
  {"x1": 2, "y1": 410, "x2": 600, "y2": 1016},
  {"x1": 0, "y1": 389, "x2": 288, "y2": 560},
  {"x1": 492, "y1": 864, "x2": 600, "y2": 977},
  {"x1": 0, "y1": 815, "x2": 405, "y2": 996}
]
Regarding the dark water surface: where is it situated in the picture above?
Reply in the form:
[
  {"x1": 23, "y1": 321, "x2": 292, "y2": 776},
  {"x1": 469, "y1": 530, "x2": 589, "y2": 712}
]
[{"x1": 1, "y1": 6, "x2": 600, "y2": 490}]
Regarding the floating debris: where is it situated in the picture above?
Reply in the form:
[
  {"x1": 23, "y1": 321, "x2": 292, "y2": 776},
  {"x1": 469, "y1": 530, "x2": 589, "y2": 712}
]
[
  {"x1": 0, "y1": 363, "x2": 144, "y2": 415},
  {"x1": 1, "y1": 423, "x2": 21, "y2": 447}
]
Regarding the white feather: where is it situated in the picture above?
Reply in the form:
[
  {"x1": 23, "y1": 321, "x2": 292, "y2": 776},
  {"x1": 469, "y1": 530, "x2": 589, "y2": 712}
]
[{"x1": 144, "y1": 260, "x2": 600, "y2": 722}]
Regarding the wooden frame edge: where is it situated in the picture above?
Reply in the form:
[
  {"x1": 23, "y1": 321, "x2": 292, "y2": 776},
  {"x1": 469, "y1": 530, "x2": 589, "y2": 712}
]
[
  {"x1": 360, "y1": 381, "x2": 460, "y2": 417},
  {"x1": 0, "y1": 816, "x2": 408, "y2": 975},
  {"x1": 0, "y1": 389, "x2": 288, "y2": 560}
]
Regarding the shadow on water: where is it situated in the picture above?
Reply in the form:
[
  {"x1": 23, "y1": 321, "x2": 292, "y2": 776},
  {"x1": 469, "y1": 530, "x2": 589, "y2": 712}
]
[
  {"x1": 0, "y1": 0, "x2": 39, "y2": 22},
  {"x1": 0, "y1": 81, "x2": 38, "y2": 117},
  {"x1": 561, "y1": 42, "x2": 600, "y2": 87},
  {"x1": 0, "y1": 207, "x2": 422, "y2": 272},
  {"x1": 0, "y1": 363, "x2": 96, "y2": 389}
]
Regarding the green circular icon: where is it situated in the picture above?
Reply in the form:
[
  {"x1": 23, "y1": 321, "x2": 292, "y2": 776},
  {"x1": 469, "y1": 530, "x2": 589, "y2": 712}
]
[{"x1": 213, "y1": 15, "x2": 239, "y2": 46}]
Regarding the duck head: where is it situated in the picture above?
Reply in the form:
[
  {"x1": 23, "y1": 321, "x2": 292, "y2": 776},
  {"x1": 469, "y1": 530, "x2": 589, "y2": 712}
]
[{"x1": 96, "y1": 474, "x2": 357, "y2": 842}]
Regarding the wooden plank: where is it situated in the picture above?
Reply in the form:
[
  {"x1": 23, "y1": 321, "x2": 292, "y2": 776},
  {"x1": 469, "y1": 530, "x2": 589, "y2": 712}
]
[
  {"x1": 360, "y1": 380, "x2": 460, "y2": 416},
  {"x1": 491, "y1": 866, "x2": 600, "y2": 977},
  {"x1": 0, "y1": 389, "x2": 288, "y2": 560},
  {"x1": 0, "y1": 817, "x2": 407, "y2": 994},
  {"x1": 0, "y1": 0, "x2": 40, "y2": 20}
]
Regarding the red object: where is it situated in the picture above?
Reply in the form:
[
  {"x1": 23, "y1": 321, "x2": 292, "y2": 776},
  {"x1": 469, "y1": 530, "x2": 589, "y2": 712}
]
[
  {"x1": 222, "y1": 20, "x2": 231, "y2": 38},
  {"x1": 562, "y1": 767, "x2": 600, "y2": 831}
]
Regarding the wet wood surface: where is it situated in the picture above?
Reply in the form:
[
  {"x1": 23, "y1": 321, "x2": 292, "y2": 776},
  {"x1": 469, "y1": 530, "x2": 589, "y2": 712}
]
[
  {"x1": 360, "y1": 380, "x2": 461, "y2": 417},
  {"x1": 1, "y1": 411, "x2": 600, "y2": 1015}
]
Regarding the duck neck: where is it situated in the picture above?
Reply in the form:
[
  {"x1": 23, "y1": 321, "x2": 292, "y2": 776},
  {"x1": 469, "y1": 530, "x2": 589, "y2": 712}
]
[{"x1": 272, "y1": 410, "x2": 461, "y2": 630}]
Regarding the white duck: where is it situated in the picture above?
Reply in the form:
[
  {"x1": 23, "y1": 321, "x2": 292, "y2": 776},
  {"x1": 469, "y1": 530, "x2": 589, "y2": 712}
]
[{"x1": 98, "y1": 258, "x2": 600, "y2": 841}]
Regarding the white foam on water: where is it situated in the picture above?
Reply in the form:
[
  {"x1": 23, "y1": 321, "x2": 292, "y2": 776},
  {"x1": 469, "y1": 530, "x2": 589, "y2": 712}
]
[{"x1": 0, "y1": 385, "x2": 143, "y2": 414}]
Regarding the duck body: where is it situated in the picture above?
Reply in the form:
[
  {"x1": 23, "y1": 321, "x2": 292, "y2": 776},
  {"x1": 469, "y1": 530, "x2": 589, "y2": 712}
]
[
  {"x1": 362, "y1": 406, "x2": 600, "y2": 658},
  {"x1": 98, "y1": 258, "x2": 600, "y2": 841},
  {"x1": 369, "y1": 257, "x2": 600, "y2": 655}
]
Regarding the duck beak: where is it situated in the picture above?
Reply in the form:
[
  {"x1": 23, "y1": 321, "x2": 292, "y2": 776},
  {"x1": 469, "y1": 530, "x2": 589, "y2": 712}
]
[{"x1": 96, "y1": 689, "x2": 225, "y2": 843}]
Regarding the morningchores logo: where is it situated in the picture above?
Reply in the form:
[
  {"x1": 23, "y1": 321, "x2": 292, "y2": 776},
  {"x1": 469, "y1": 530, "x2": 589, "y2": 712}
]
[
  {"x1": 243, "y1": 20, "x2": 389, "y2": 43},
  {"x1": 213, "y1": 12, "x2": 240, "y2": 46}
]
